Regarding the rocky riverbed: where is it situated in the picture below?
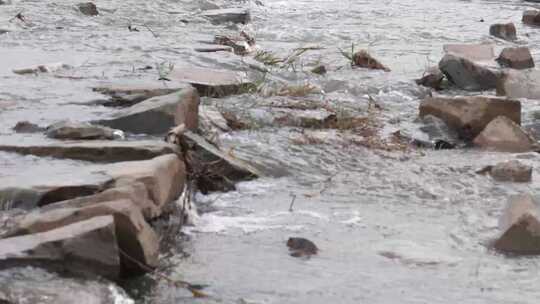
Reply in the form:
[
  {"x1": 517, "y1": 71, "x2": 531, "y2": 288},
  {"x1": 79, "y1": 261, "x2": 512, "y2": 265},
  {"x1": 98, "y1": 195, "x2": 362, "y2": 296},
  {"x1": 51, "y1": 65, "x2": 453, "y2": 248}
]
[{"x1": 3, "y1": 0, "x2": 540, "y2": 303}]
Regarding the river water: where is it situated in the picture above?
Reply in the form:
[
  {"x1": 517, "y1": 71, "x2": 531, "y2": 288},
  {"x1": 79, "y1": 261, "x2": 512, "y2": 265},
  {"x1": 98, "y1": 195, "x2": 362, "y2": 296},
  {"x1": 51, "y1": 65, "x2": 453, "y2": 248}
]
[{"x1": 2, "y1": 0, "x2": 540, "y2": 303}]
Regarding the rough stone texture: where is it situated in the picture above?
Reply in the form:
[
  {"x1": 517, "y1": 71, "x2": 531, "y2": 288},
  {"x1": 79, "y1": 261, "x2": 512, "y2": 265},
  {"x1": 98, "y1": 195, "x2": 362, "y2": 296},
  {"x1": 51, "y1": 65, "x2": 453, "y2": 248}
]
[
  {"x1": 443, "y1": 44, "x2": 495, "y2": 61},
  {"x1": 490, "y1": 160, "x2": 532, "y2": 182},
  {"x1": 473, "y1": 116, "x2": 536, "y2": 152},
  {"x1": 439, "y1": 54, "x2": 500, "y2": 91},
  {"x1": 0, "y1": 216, "x2": 120, "y2": 280},
  {"x1": 352, "y1": 50, "x2": 390, "y2": 71},
  {"x1": 522, "y1": 10, "x2": 540, "y2": 26},
  {"x1": 415, "y1": 66, "x2": 445, "y2": 90},
  {"x1": 419, "y1": 96, "x2": 521, "y2": 140},
  {"x1": 496, "y1": 47, "x2": 535, "y2": 70},
  {"x1": 489, "y1": 23, "x2": 517, "y2": 41},
  {"x1": 46, "y1": 121, "x2": 119, "y2": 140},
  {"x1": 202, "y1": 8, "x2": 251, "y2": 24},
  {"x1": 78, "y1": 2, "x2": 98, "y2": 16},
  {"x1": 494, "y1": 194, "x2": 540, "y2": 255},
  {"x1": 168, "y1": 66, "x2": 254, "y2": 97},
  {"x1": 104, "y1": 154, "x2": 186, "y2": 209},
  {"x1": 92, "y1": 80, "x2": 189, "y2": 107},
  {"x1": 43, "y1": 182, "x2": 159, "y2": 219},
  {"x1": 96, "y1": 87, "x2": 200, "y2": 134},
  {"x1": 4, "y1": 199, "x2": 159, "y2": 274},
  {"x1": 496, "y1": 69, "x2": 540, "y2": 99},
  {"x1": 199, "y1": 105, "x2": 231, "y2": 137},
  {"x1": 0, "y1": 140, "x2": 180, "y2": 162}
]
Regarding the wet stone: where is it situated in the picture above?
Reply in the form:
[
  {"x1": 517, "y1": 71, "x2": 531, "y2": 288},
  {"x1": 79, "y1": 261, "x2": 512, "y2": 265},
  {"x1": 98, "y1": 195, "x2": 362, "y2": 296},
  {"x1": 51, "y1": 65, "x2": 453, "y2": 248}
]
[
  {"x1": 497, "y1": 69, "x2": 540, "y2": 99},
  {"x1": 352, "y1": 50, "x2": 390, "y2": 71},
  {"x1": 202, "y1": 8, "x2": 251, "y2": 24},
  {"x1": 12, "y1": 121, "x2": 45, "y2": 133},
  {"x1": 443, "y1": 44, "x2": 495, "y2": 61},
  {"x1": 287, "y1": 237, "x2": 318, "y2": 257},
  {"x1": 522, "y1": 10, "x2": 540, "y2": 26},
  {"x1": 46, "y1": 121, "x2": 121, "y2": 140},
  {"x1": 490, "y1": 160, "x2": 532, "y2": 182},
  {"x1": 415, "y1": 66, "x2": 445, "y2": 90},
  {"x1": 496, "y1": 47, "x2": 534, "y2": 70},
  {"x1": 489, "y1": 23, "x2": 517, "y2": 41},
  {"x1": 439, "y1": 54, "x2": 500, "y2": 91},
  {"x1": 78, "y1": 2, "x2": 99, "y2": 16},
  {"x1": 92, "y1": 80, "x2": 188, "y2": 107},
  {"x1": 473, "y1": 116, "x2": 537, "y2": 153}
]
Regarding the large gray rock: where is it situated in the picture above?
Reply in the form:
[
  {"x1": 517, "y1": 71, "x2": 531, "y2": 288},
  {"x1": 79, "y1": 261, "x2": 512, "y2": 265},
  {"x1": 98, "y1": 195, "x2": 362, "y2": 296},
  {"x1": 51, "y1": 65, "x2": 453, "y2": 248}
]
[
  {"x1": 439, "y1": 54, "x2": 500, "y2": 91},
  {"x1": 496, "y1": 69, "x2": 540, "y2": 99},
  {"x1": 490, "y1": 160, "x2": 533, "y2": 182},
  {"x1": 92, "y1": 80, "x2": 189, "y2": 107},
  {"x1": 46, "y1": 121, "x2": 120, "y2": 140},
  {"x1": 202, "y1": 8, "x2": 251, "y2": 24},
  {"x1": 473, "y1": 116, "x2": 537, "y2": 152},
  {"x1": 496, "y1": 47, "x2": 535, "y2": 70},
  {"x1": 419, "y1": 96, "x2": 521, "y2": 140},
  {"x1": 489, "y1": 23, "x2": 517, "y2": 41},
  {"x1": 494, "y1": 194, "x2": 540, "y2": 255},
  {"x1": 95, "y1": 87, "x2": 200, "y2": 134},
  {"x1": 168, "y1": 66, "x2": 254, "y2": 97},
  {"x1": 0, "y1": 140, "x2": 179, "y2": 162},
  {"x1": 0, "y1": 216, "x2": 120, "y2": 280},
  {"x1": 4, "y1": 199, "x2": 159, "y2": 275}
]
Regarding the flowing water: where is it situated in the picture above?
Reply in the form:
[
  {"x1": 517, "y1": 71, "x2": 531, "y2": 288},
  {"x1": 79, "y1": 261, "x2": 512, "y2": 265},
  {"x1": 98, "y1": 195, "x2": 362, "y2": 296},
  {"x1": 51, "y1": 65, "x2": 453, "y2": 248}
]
[{"x1": 3, "y1": 0, "x2": 540, "y2": 303}]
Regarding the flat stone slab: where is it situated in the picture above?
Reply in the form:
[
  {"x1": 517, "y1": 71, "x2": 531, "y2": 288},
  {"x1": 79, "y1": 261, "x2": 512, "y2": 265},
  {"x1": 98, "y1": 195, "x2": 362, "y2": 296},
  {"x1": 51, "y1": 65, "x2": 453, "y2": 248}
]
[
  {"x1": 194, "y1": 45, "x2": 233, "y2": 53},
  {"x1": 168, "y1": 66, "x2": 254, "y2": 97},
  {"x1": 92, "y1": 80, "x2": 189, "y2": 107},
  {"x1": 443, "y1": 44, "x2": 496, "y2": 61},
  {"x1": 0, "y1": 140, "x2": 180, "y2": 162},
  {"x1": 201, "y1": 8, "x2": 251, "y2": 24}
]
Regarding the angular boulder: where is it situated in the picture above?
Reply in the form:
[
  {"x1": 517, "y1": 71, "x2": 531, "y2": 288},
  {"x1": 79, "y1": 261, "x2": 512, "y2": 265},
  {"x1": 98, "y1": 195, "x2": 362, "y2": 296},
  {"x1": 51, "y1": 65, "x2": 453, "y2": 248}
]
[
  {"x1": 439, "y1": 54, "x2": 500, "y2": 91},
  {"x1": 95, "y1": 86, "x2": 200, "y2": 134},
  {"x1": 490, "y1": 160, "x2": 532, "y2": 182},
  {"x1": 4, "y1": 199, "x2": 159, "y2": 274},
  {"x1": 202, "y1": 8, "x2": 251, "y2": 24},
  {"x1": 0, "y1": 216, "x2": 120, "y2": 280},
  {"x1": 522, "y1": 10, "x2": 540, "y2": 26},
  {"x1": 496, "y1": 47, "x2": 534, "y2": 70},
  {"x1": 0, "y1": 140, "x2": 180, "y2": 162},
  {"x1": 168, "y1": 66, "x2": 254, "y2": 97},
  {"x1": 494, "y1": 194, "x2": 540, "y2": 254},
  {"x1": 92, "y1": 80, "x2": 189, "y2": 107},
  {"x1": 104, "y1": 154, "x2": 186, "y2": 209},
  {"x1": 46, "y1": 121, "x2": 120, "y2": 140},
  {"x1": 443, "y1": 44, "x2": 495, "y2": 61},
  {"x1": 473, "y1": 116, "x2": 536, "y2": 152},
  {"x1": 489, "y1": 23, "x2": 517, "y2": 41},
  {"x1": 496, "y1": 69, "x2": 540, "y2": 99},
  {"x1": 419, "y1": 96, "x2": 521, "y2": 140}
]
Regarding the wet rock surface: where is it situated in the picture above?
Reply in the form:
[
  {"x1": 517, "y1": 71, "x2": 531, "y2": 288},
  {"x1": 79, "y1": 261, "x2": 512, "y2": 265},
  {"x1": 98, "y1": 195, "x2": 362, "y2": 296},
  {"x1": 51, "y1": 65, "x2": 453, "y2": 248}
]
[
  {"x1": 473, "y1": 116, "x2": 537, "y2": 152},
  {"x1": 77, "y1": 2, "x2": 99, "y2": 16},
  {"x1": 439, "y1": 54, "x2": 500, "y2": 91},
  {"x1": 46, "y1": 121, "x2": 120, "y2": 140},
  {"x1": 496, "y1": 69, "x2": 540, "y2": 99},
  {"x1": 287, "y1": 237, "x2": 318, "y2": 257},
  {"x1": 522, "y1": 10, "x2": 540, "y2": 26},
  {"x1": 489, "y1": 160, "x2": 533, "y2": 182},
  {"x1": 489, "y1": 23, "x2": 517, "y2": 41},
  {"x1": 202, "y1": 8, "x2": 251, "y2": 25},
  {"x1": 496, "y1": 47, "x2": 535, "y2": 70}
]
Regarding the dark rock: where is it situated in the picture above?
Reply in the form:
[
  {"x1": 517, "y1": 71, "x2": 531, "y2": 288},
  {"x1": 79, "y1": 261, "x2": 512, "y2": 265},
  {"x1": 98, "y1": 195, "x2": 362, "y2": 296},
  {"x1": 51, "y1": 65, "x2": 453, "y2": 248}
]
[
  {"x1": 0, "y1": 216, "x2": 120, "y2": 280},
  {"x1": 497, "y1": 69, "x2": 540, "y2": 99},
  {"x1": 311, "y1": 65, "x2": 327, "y2": 75},
  {"x1": 494, "y1": 194, "x2": 540, "y2": 255},
  {"x1": 496, "y1": 47, "x2": 535, "y2": 70},
  {"x1": 522, "y1": 10, "x2": 540, "y2": 26},
  {"x1": 0, "y1": 140, "x2": 179, "y2": 162},
  {"x1": 419, "y1": 96, "x2": 521, "y2": 140},
  {"x1": 12, "y1": 121, "x2": 45, "y2": 133},
  {"x1": 202, "y1": 8, "x2": 251, "y2": 24},
  {"x1": 489, "y1": 23, "x2": 517, "y2": 41},
  {"x1": 351, "y1": 50, "x2": 390, "y2": 71},
  {"x1": 415, "y1": 67, "x2": 445, "y2": 90},
  {"x1": 4, "y1": 199, "x2": 159, "y2": 275},
  {"x1": 194, "y1": 45, "x2": 233, "y2": 53},
  {"x1": 439, "y1": 54, "x2": 500, "y2": 91},
  {"x1": 78, "y1": 2, "x2": 98, "y2": 16},
  {"x1": 443, "y1": 44, "x2": 495, "y2": 61},
  {"x1": 92, "y1": 80, "x2": 189, "y2": 107},
  {"x1": 287, "y1": 237, "x2": 318, "y2": 257},
  {"x1": 95, "y1": 86, "x2": 200, "y2": 134},
  {"x1": 46, "y1": 121, "x2": 121, "y2": 140},
  {"x1": 473, "y1": 116, "x2": 537, "y2": 152},
  {"x1": 489, "y1": 160, "x2": 532, "y2": 182}
]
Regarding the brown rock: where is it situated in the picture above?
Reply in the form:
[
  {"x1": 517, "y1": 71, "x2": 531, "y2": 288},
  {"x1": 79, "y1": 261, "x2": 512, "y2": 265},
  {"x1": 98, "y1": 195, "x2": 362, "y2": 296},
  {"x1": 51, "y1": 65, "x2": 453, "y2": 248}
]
[
  {"x1": 0, "y1": 216, "x2": 120, "y2": 280},
  {"x1": 202, "y1": 8, "x2": 251, "y2": 24},
  {"x1": 473, "y1": 116, "x2": 537, "y2": 152},
  {"x1": 522, "y1": 10, "x2": 540, "y2": 26},
  {"x1": 439, "y1": 54, "x2": 500, "y2": 91},
  {"x1": 489, "y1": 23, "x2": 517, "y2": 41},
  {"x1": 490, "y1": 160, "x2": 532, "y2": 182},
  {"x1": 12, "y1": 121, "x2": 44, "y2": 133},
  {"x1": 415, "y1": 67, "x2": 445, "y2": 90},
  {"x1": 496, "y1": 47, "x2": 535, "y2": 70},
  {"x1": 351, "y1": 50, "x2": 390, "y2": 72},
  {"x1": 443, "y1": 44, "x2": 495, "y2": 61},
  {"x1": 494, "y1": 194, "x2": 540, "y2": 255},
  {"x1": 4, "y1": 199, "x2": 159, "y2": 274},
  {"x1": 287, "y1": 237, "x2": 318, "y2": 257},
  {"x1": 46, "y1": 121, "x2": 119, "y2": 140},
  {"x1": 497, "y1": 69, "x2": 540, "y2": 99},
  {"x1": 419, "y1": 96, "x2": 521, "y2": 140}
]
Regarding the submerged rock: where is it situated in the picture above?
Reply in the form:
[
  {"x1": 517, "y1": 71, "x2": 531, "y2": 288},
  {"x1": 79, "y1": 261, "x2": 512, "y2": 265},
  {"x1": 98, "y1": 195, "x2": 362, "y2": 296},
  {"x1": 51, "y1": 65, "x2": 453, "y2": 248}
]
[
  {"x1": 443, "y1": 44, "x2": 496, "y2": 61},
  {"x1": 351, "y1": 50, "x2": 390, "y2": 71},
  {"x1": 12, "y1": 121, "x2": 45, "y2": 133},
  {"x1": 0, "y1": 216, "x2": 120, "y2": 280},
  {"x1": 92, "y1": 80, "x2": 189, "y2": 107},
  {"x1": 46, "y1": 121, "x2": 121, "y2": 140},
  {"x1": 439, "y1": 54, "x2": 500, "y2": 91},
  {"x1": 168, "y1": 66, "x2": 254, "y2": 97},
  {"x1": 311, "y1": 65, "x2": 327, "y2": 75},
  {"x1": 494, "y1": 194, "x2": 540, "y2": 255},
  {"x1": 473, "y1": 116, "x2": 537, "y2": 152},
  {"x1": 522, "y1": 10, "x2": 540, "y2": 26},
  {"x1": 95, "y1": 86, "x2": 200, "y2": 134},
  {"x1": 419, "y1": 96, "x2": 521, "y2": 140},
  {"x1": 415, "y1": 67, "x2": 445, "y2": 90},
  {"x1": 78, "y1": 2, "x2": 99, "y2": 16},
  {"x1": 496, "y1": 69, "x2": 540, "y2": 99},
  {"x1": 489, "y1": 23, "x2": 517, "y2": 41},
  {"x1": 490, "y1": 160, "x2": 533, "y2": 182},
  {"x1": 287, "y1": 237, "x2": 318, "y2": 257},
  {"x1": 4, "y1": 199, "x2": 159, "y2": 275},
  {"x1": 12, "y1": 62, "x2": 71, "y2": 75},
  {"x1": 496, "y1": 47, "x2": 534, "y2": 70},
  {"x1": 202, "y1": 8, "x2": 251, "y2": 24}
]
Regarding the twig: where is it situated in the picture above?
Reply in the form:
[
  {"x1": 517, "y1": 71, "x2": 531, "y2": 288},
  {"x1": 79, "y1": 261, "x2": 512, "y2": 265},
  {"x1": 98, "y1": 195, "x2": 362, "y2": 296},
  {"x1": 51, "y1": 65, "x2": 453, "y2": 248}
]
[
  {"x1": 288, "y1": 194, "x2": 297, "y2": 212},
  {"x1": 142, "y1": 23, "x2": 158, "y2": 38}
]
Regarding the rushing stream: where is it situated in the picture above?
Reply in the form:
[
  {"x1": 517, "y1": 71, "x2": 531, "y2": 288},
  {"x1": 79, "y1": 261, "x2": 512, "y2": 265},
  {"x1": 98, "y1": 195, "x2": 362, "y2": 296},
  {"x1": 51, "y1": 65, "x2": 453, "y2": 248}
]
[{"x1": 3, "y1": 0, "x2": 540, "y2": 303}]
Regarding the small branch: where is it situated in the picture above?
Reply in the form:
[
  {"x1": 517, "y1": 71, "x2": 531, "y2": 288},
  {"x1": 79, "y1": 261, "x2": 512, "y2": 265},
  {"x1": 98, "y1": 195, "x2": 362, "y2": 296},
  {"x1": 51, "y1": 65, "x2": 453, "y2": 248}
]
[{"x1": 288, "y1": 194, "x2": 297, "y2": 212}]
